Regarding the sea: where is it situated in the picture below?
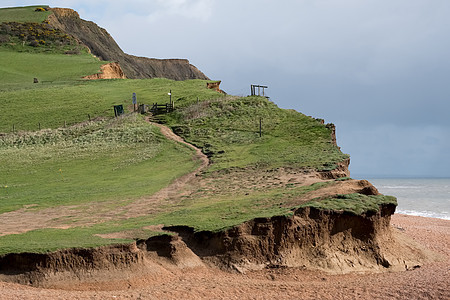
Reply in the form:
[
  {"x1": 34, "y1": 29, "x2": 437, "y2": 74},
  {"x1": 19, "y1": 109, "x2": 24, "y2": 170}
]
[{"x1": 366, "y1": 178, "x2": 450, "y2": 220}]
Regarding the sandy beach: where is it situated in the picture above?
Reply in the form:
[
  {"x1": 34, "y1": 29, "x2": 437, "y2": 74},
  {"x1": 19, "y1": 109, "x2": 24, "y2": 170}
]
[{"x1": 0, "y1": 214, "x2": 448, "y2": 300}]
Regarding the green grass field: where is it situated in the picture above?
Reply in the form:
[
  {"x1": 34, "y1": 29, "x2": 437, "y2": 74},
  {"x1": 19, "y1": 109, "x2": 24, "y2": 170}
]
[
  {"x1": 0, "y1": 49, "x2": 106, "y2": 91},
  {"x1": 165, "y1": 96, "x2": 348, "y2": 172},
  {"x1": 0, "y1": 48, "x2": 223, "y2": 132},
  {"x1": 0, "y1": 114, "x2": 199, "y2": 214},
  {"x1": 0, "y1": 6, "x2": 51, "y2": 23},
  {"x1": 0, "y1": 6, "x2": 394, "y2": 256}
]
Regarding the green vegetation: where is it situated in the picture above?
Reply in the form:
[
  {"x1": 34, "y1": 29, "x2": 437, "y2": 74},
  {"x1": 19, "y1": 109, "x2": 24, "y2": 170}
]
[
  {"x1": 0, "y1": 49, "x2": 105, "y2": 91},
  {"x1": 150, "y1": 182, "x2": 332, "y2": 232},
  {"x1": 0, "y1": 5, "x2": 392, "y2": 256},
  {"x1": 0, "y1": 181, "x2": 332, "y2": 254},
  {"x1": 0, "y1": 50, "x2": 222, "y2": 131},
  {"x1": 301, "y1": 193, "x2": 398, "y2": 215},
  {"x1": 165, "y1": 96, "x2": 348, "y2": 172},
  {"x1": 0, "y1": 21, "x2": 83, "y2": 54},
  {"x1": 0, "y1": 182, "x2": 398, "y2": 254},
  {"x1": 0, "y1": 6, "x2": 51, "y2": 23},
  {"x1": 0, "y1": 228, "x2": 131, "y2": 255},
  {"x1": 0, "y1": 114, "x2": 199, "y2": 214}
]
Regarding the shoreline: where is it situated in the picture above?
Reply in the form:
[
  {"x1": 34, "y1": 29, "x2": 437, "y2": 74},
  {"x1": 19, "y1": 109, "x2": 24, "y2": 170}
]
[
  {"x1": 0, "y1": 213, "x2": 448, "y2": 299},
  {"x1": 395, "y1": 211, "x2": 450, "y2": 221}
]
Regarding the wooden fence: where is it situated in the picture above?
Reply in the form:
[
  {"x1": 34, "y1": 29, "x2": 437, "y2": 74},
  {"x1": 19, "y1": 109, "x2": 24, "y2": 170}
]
[{"x1": 150, "y1": 102, "x2": 174, "y2": 114}]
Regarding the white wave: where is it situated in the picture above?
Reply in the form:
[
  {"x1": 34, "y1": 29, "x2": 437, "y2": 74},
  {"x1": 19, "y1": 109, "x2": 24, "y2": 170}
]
[
  {"x1": 381, "y1": 186, "x2": 422, "y2": 189},
  {"x1": 396, "y1": 209, "x2": 450, "y2": 220}
]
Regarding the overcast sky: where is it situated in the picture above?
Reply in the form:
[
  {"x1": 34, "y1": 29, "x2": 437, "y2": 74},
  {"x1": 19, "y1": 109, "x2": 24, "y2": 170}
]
[{"x1": 3, "y1": 0, "x2": 450, "y2": 178}]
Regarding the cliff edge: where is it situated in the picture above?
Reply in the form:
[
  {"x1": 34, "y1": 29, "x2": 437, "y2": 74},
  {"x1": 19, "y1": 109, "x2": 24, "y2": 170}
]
[{"x1": 47, "y1": 8, "x2": 209, "y2": 80}]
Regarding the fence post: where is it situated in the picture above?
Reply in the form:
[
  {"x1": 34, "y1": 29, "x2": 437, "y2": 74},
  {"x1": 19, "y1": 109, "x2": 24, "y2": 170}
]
[
  {"x1": 12, "y1": 124, "x2": 15, "y2": 133},
  {"x1": 88, "y1": 114, "x2": 91, "y2": 121},
  {"x1": 259, "y1": 118, "x2": 262, "y2": 137},
  {"x1": 39, "y1": 123, "x2": 41, "y2": 131}
]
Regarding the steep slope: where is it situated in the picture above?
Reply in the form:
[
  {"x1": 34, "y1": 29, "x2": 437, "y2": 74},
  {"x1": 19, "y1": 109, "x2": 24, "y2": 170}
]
[{"x1": 47, "y1": 8, "x2": 209, "y2": 80}]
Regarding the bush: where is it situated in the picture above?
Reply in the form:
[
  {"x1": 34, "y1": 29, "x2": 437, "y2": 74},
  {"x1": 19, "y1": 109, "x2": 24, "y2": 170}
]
[
  {"x1": 29, "y1": 40, "x2": 39, "y2": 47},
  {"x1": 0, "y1": 34, "x2": 10, "y2": 43},
  {"x1": 0, "y1": 24, "x2": 11, "y2": 34}
]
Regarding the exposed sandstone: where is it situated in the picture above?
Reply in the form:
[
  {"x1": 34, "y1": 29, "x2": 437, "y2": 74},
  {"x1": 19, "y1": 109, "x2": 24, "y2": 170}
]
[
  {"x1": 47, "y1": 8, "x2": 209, "y2": 81},
  {"x1": 0, "y1": 203, "x2": 434, "y2": 288},
  {"x1": 82, "y1": 62, "x2": 126, "y2": 80},
  {"x1": 206, "y1": 81, "x2": 226, "y2": 94}
]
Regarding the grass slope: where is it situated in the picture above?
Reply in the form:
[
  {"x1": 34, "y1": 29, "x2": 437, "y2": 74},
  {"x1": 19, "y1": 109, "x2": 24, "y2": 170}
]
[
  {"x1": 0, "y1": 5, "x2": 389, "y2": 256},
  {"x1": 0, "y1": 64, "x2": 222, "y2": 132},
  {"x1": 0, "y1": 49, "x2": 105, "y2": 90},
  {"x1": 0, "y1": 6, "x2": 51, "y2": 23},
  {"x1": 0, "y1": 114, "x2": 199, "y2": 214},
  {"x1": 0, "y1": 182, "x2": 396, "y2": 254},
  {"x1": 165, "y1": 96, "x2": 348, "y2": 172}
]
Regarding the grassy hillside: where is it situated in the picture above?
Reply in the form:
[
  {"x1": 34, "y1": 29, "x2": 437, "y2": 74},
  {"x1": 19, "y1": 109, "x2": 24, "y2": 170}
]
[
  {"x1": 0, "y1": 49, "x2": 105, "y2": 90},
  {"x1": 165, "y1": 96, "x2": 348, "y2": 172},
  {"x1": 0, "y1": 6, "x2": 51, "y2": 23},
  {"x1": 0, "y1": 114, "x2": 199, "y2": 214},
  {"x1": 0, "y1": 6, "x2": 391, "y2": 256},
  {"x1": 0, "y1": 50, "x2": 222, "y2": 132}
]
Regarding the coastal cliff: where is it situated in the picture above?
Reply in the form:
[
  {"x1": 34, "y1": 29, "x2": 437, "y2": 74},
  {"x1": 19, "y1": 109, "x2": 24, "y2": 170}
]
[
  {"x1": 0, "y1": 202, "x2": 431, "y2": 288},
  {"x1": 47, "y1": 8, "x2": 209, "y2": 80}
]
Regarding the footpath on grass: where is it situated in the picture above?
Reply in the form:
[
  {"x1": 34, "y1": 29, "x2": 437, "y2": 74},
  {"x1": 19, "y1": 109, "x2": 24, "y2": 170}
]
[
  {"x1": 120, "y1": 119, "x2": 210, "y2": 218},
  {"x1": 0, "y1": 120, "x2": 209, "y2": 236}
]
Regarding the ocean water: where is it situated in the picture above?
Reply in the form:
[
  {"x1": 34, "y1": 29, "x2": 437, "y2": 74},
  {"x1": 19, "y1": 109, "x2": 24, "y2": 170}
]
[{"x1": 367, "y1": 178, "x2": 450, "y2": 220}]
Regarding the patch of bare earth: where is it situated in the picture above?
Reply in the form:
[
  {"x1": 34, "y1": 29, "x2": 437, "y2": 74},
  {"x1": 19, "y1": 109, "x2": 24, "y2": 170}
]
[{"x1": 0, "y1": 215, "x2": 448, "y2": 299}]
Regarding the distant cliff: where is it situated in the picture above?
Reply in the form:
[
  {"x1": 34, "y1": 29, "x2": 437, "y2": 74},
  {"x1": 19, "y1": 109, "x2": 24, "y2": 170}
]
[{"x1": 47, "y1": 8, "x2": 209, "y2": 81}]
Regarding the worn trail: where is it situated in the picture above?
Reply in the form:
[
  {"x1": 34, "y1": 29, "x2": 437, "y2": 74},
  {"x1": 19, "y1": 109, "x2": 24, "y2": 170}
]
[{"x1": 0, "y1": 120, "x2": 209, "y2": 236}]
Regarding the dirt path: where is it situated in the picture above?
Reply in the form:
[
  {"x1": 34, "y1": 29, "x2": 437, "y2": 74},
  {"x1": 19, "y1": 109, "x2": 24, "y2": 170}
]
[
  {"x1": 0, "y1": 121, "x2": 209, "y2": 236},
  {"x1": 120, "y1": 120, "x2": 209, "y2": 218}
]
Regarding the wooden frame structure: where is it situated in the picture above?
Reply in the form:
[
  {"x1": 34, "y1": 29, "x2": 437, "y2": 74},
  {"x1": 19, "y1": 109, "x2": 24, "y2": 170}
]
[{"x1": 251, "y1": 84, "x2": 268, "y2": 97}]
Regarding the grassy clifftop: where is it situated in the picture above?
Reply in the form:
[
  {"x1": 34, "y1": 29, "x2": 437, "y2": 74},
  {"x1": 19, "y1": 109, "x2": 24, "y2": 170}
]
[
  {"x1": 0, "y1": 6, "x2": 392, "y2": 256},
  {"x1": 165, "y1": 96, "x2": 347, "y2": 172},
  {"x1": 0, "y1": 6, "x2": 51, "y2": 23}
]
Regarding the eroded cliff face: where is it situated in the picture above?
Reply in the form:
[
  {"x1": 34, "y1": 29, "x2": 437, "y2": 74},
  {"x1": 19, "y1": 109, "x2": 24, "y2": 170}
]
[
  {"x1": 0, "y1": 204, "x2": 432, "y2": 288},
  {"x1": 164, "y1": 204, "x2": 429, "y2": 274},
  {"x1": 82, "y1": 62, "x2": 126, "y2": 80},
  {"x1": 47, "y1": 8, "x2": 209, "y2": 80}
]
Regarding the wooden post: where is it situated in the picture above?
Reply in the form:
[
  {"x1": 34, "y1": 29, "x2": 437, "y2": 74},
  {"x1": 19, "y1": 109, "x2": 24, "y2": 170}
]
[
  {"x1": 259, "y1": 118, "x2": 262, "y2": 137},
  {"x1": 39, "y1": 122, "x2": 41, "y2": 130},
  {"x1": 88, "y1": 114, "x2": 91, "y2": 121},
  {"x1": 12, "y1": 124, "x2": 15, "y2": 133}
]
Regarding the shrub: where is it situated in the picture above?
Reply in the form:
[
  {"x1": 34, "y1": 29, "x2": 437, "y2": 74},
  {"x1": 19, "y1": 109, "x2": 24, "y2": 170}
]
[
  {"x1": 0, "y1": 34, "x2": 10, "y2": 43},
  {"x1": 0, "y1": 24, "x2": 11, "y2": 34},
  {"x1": 29, "y1": 40, "x2": 39, "y2": 47}
]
